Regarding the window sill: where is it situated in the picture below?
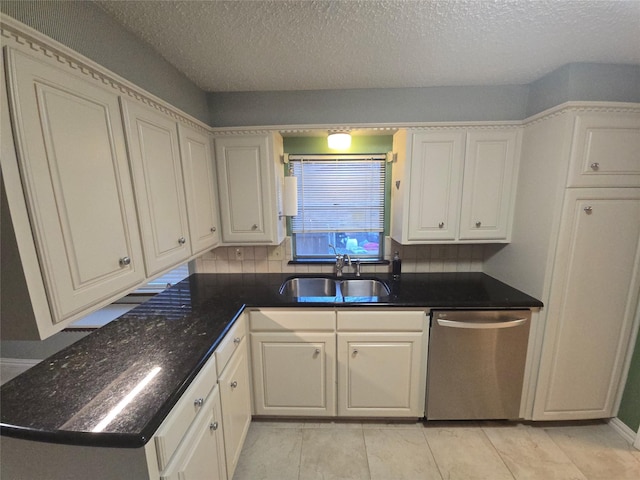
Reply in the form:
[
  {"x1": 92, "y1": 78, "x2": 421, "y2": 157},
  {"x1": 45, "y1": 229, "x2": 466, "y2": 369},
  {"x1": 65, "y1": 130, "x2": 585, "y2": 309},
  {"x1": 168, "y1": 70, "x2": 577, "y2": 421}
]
[{"x1": 288, "y1": 260, "x2": 390, "y2": 265}]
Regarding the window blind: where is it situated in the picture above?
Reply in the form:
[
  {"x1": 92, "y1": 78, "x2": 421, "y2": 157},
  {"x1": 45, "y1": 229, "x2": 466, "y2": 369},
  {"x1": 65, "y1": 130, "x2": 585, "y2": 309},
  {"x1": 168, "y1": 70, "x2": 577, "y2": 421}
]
[{"x1": 290, "y1": 156, "x2": 385, "y2": 233}]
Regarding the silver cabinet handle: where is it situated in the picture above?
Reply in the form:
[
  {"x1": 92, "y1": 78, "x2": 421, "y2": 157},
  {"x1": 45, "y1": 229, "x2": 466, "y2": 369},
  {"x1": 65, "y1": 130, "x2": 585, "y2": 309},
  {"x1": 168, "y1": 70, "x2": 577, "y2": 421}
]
[
  {"x1": 233, "y1": 337, "x2": 241, "y2": 345},
  {"x1": 210, "y1": 421, "x2": 219, "y2": 431},
  {"x1": 438, "y1": 222, "x2": 444, "y2": 228},
  {"x1": 475, "y1": 221, "x2": 482, "y2": 228},
  {"x1": 590, "y1": 162, "x2": 600, "y2": 170},
  {"x1": 119, "y1": 256, "x2": 131, "y2": 267},
  {"x1": 230, "y1": 380, "x2": 238, "y2": 388},
  {"x1": 584, "y1": 206, "x2": 593, "y2": 214},
  {"x1": 178, "y1": 237, "x2": 186, "y2": 245},
  {"x1": 210, "y1": 227, "x2": 217, "y2": 233},
  {"x1": 194, "y1": 398, "x2": 204, "y2": 407}
]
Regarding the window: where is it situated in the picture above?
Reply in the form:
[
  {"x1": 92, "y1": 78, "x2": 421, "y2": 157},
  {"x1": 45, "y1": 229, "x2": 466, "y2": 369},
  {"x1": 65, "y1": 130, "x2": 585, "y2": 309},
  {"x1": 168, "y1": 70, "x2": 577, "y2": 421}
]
[{"x1": 290, "y1": 155, "x2": 386, "y2": 261}]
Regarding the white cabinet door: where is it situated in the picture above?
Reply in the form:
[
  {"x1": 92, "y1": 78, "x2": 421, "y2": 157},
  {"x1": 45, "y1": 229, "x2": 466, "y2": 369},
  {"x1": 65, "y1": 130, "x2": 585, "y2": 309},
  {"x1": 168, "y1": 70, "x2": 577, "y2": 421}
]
[
  {"x1": 533, "y1": 188, "x2": 640, "y2": 420},
  {"x1": 337, "y1": 332, "x2": 425, "y2": 417},
  {"x1": 459, "y1": 129, "x2": 520, "y2": 240},
  {"x1": 121, "y1": 99, "x2": 191, "y2": 276},
  {"x1": 178, "y1": 124, "x2": 220, "y2": 254},
  {"x1": 407, "y1": 131, "x2": 465, "y2": 241},
  {"x1": 567, "y1": 112, "x2": 640, "y2": 188},
  {"x1": 251, "y1": 332, "x2": 336, "y2": 416},
  {"x1": 161, "y1": 386, "x2": 227, "y2": 480},
  {"x1": 218, "y1": 336, "x2": 252, "y2": 479},
  {"x1": 4, "y1": 48, "x2": 145, "y2": 325},
  {"x1": 214, "y1": 134, "x2": 285, "y2": 245}
]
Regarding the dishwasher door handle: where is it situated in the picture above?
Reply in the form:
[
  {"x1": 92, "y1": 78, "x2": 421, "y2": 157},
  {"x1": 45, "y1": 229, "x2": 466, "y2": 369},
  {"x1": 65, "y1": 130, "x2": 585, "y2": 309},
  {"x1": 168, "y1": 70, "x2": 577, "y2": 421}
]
[{"x1": 436, "y1": 318, "x2": 528, "y2": 329}]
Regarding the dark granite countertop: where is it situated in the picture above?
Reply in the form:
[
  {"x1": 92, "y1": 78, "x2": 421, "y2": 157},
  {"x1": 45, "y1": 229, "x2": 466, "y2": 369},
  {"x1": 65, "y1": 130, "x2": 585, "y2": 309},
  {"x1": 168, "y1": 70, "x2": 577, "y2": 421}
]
[{"x1": 0, "y1": 272, "x2": 542, "y2": 449}]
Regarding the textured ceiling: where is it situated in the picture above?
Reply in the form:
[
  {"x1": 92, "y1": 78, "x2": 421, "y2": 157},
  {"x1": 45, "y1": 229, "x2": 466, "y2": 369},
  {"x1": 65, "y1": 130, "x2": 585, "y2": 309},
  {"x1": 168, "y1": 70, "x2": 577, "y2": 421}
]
[{"x1": 94, "y1": 0, "x2": 640, "y2": 93}]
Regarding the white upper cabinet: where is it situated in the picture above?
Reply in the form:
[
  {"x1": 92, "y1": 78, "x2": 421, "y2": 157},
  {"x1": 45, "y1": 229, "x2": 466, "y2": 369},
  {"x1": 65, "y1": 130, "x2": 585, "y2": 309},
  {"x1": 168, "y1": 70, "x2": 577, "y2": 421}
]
[
  {"x1": 2, "y1": 47, "x2": 145, "y2": 331},
  {"x1": 178, "y1": 124, "x2": 220, "y2": 254},
  {"x1": 121, "y1": 99, "x2": 191, "y2": 276},
  {"x1": 566, "y1": 112, "x2": 640, "y2": 188},
  {"x1": 459, "y1": 130, "x2": 520, "y2": 240},
  {"x1": 406, "y1": 131, "x2": 465, "y2": 241},
  {"x1": 392, "y1": 127, "x2": 520, "y2": 244},
  {"x1": 214, "y1": 133, "x2": 285, "y2": 245}
]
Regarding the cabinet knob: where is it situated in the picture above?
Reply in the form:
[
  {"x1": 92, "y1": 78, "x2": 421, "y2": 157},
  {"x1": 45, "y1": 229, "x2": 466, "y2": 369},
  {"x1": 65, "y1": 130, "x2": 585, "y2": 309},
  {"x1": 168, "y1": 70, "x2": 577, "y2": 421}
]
[
  {"x1": 210, "y1": 227, "x2": 217, "y2": 233},
  {"x1": 590, "y1": 162, "x2": 600, "y2": 170},
  {"x1": 194, "y1": 398, "x2": 204, "y2": 407},
  {"x1": 119, "y1": 256, "x2": 131, "y2": 267},
  {"x1": 315, "y1": 348, "x2": 321, "y2": 355},
  {"x1": 584, "y1": 206, "x2": 593, "y2": 214},
  {"x1": 475, "y1": 221, "x2": 482, "y2": 228},
  {"x1": 230, "y1": 380, "x2": 238, "y2": 389},
  {"x1": 352, "y1": 349, "x2": 359, "y2": 356},
  {"x1": 251, "y1": 224, "x2": 258, "y2": 230},
  {"x1": 438, "y1": 222, "x2": 445, "y2": 229},
  {"x1": 209, "y1": 421, "x2": 219, "y2": 431},
  {"x1": 233, "y1": 337, "x2": 241, "y2": 345},
  {"x1": 178, "y1": 237, "x2": 186, "y2": 245}
]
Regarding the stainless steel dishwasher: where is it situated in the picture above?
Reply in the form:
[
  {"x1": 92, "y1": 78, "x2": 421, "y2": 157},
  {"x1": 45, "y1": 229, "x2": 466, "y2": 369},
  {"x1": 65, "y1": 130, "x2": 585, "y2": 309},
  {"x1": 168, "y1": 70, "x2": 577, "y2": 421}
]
[{"x1": 426, "y1": 310, "x2": 531, "y2": 420}]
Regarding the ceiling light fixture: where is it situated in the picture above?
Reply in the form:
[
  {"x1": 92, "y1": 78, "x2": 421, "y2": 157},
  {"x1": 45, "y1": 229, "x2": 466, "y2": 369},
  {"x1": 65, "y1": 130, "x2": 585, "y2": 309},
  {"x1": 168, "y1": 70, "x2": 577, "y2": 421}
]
[{"x1": 327, "y1": 131, "x2": 351, "y2": 150}]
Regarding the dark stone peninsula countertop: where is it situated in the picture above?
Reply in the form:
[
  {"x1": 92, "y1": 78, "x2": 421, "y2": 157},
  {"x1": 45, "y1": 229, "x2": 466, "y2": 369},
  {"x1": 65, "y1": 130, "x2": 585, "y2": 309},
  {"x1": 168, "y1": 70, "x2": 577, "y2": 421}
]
[{"x1": 0, "y1": 272, "x2": 542, "y2": 449}]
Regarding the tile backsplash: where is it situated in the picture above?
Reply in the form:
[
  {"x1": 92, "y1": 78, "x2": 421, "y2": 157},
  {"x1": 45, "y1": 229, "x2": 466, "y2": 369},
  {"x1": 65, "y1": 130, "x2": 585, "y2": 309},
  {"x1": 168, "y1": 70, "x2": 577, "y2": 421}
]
[{"x1": 194, "y1": 237, "x2": 487, "y2": 274}]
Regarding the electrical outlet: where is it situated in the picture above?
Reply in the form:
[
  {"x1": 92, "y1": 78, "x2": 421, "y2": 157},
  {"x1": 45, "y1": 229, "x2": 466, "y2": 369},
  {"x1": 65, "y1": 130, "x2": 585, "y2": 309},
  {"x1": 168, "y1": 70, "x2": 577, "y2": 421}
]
[{"x1": 234, "y1": 248, "x2": 243, "y2": 261}]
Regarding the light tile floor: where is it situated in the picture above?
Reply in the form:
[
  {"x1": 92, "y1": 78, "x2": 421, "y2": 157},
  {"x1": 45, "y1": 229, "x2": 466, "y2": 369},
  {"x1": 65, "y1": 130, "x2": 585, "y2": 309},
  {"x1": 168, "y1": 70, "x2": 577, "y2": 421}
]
[{"x1": 233, "y1": 420, "x2": 640, "y2": 480}]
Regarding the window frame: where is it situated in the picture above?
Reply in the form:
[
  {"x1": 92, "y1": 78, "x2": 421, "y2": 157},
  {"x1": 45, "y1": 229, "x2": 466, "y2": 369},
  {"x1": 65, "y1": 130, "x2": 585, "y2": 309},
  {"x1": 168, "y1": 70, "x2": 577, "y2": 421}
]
[{"x1": 287, "y1": 154, "x2": 390, "y2": 262}]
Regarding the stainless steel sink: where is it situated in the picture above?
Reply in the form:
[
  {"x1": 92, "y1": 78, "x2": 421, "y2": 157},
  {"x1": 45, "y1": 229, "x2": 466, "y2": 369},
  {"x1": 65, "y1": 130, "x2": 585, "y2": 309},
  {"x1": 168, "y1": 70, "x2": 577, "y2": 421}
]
[
  {"x1": 279, "y1": 277, "x2": 337, "y2": 297},
  {"x1": 279, "y1": 277, "x2": 389, "y2": 299},
  {"x1": 340, "y1": 279, "x2": 390, "y2": 298}
]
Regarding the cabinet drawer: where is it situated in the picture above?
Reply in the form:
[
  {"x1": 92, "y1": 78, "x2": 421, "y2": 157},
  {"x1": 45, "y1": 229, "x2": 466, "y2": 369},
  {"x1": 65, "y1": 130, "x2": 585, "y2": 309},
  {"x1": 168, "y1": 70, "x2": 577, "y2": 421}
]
[
  {"x1": 216, "y1": 314, "x2": 247, "y2": 376},
  {"x1": 154, "y1": 354, "x2": 218, "y2": 471},
  {"x1": 337, "y1": 310, "x2": 426, "y2": 331},
  {"x1": 250, "y1": 309, "x2": 336, "y2": 331},
  {"x1": 567, "y1": 112, "x2": 640, "y2": 188}
]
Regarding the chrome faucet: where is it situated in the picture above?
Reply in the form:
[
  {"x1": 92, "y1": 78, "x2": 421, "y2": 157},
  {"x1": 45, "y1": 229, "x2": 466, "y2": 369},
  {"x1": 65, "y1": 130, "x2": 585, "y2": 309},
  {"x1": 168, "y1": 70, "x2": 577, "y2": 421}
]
[
  {"x1": 353, "y1": 259, "x2": 362, "y2": 277},
  {"x1": 329, "y1": 244, "x2": 348, "y2": 277}
]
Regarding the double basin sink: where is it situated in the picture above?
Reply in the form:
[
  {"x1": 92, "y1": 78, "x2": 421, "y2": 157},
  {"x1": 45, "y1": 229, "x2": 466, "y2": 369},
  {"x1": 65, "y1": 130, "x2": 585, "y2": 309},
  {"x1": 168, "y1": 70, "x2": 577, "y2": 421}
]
[{"x1": 280, "y1": 276, "x2": 390, "y2": 301}]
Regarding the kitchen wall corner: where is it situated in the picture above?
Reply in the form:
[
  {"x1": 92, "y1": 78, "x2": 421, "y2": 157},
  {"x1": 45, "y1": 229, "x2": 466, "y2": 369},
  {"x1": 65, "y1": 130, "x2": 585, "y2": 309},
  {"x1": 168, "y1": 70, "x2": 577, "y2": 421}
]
[{"x1": 193, "y1": 237, "x2": 487, "y2": 274}]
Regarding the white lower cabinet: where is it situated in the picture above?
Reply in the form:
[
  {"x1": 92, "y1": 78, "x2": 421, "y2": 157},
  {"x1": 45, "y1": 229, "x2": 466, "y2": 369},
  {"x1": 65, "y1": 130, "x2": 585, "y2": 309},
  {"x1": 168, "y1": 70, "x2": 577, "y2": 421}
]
[
  {"x1": 218, "y1": 335, "x2": 252, "y2": 479},
  {"x1": 160, "y1": 385, "x2": 227, "y2": 480},
  {"x1": 249, "y1": 308, "x2": 428, "y2": 419},
  {"x1": 251, "y1": 332, "x2": 337, "y2": 416},
  {"x1": 337, "y1": 332, "x2": 424, "y2": 417},
  {"x1": 337, "y1": 310, "x2": 428, "y2": 418}
]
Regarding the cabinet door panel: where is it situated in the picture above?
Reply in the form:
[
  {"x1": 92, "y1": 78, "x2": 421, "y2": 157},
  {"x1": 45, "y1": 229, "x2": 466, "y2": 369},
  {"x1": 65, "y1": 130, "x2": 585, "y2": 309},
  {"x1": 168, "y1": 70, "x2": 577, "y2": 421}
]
[
  {"x1": 408, "y1": 131, "x2": 464, "y2": 241},
  {"x1": 122, "y1": 100, "x2": 190, "y2": 276},
  {"x1": 219, "y1": 337, "x2": 251, "y2": 479},
  {"x1": 178, "y1": 125, "x2": 219, "y2": 254},
  {"x1": 251, "y1": 332, "x2": 336, "y2": 416},
  {"x1": 337, "y1": 332, "x2": 424, "y2": 417},
  {"x1": 459, "y1": 130, "x2": 518, "y2": 240},
  {"x1": 215, "y1": 135, "x2": 279, "y2": 244},
  {"x1": 5, "y1": 48, "x2": 145, "y2": 323},
  {"x1": 567, "y1": 112, "x2": 640, "y2": 187},
  {"x1": 534, "y1": 189, "x2": 640, "y2": 419}
]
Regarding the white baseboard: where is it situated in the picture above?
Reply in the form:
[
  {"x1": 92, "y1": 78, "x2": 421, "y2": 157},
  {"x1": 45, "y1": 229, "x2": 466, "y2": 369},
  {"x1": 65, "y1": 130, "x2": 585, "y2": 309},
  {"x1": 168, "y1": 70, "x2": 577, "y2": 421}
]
[
  {"x1": 608, "y1": 417, "x2": 637, "y2": 445},
  {"x1": 0, "y1": 357, "x2": 40, "y2": 385}
]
